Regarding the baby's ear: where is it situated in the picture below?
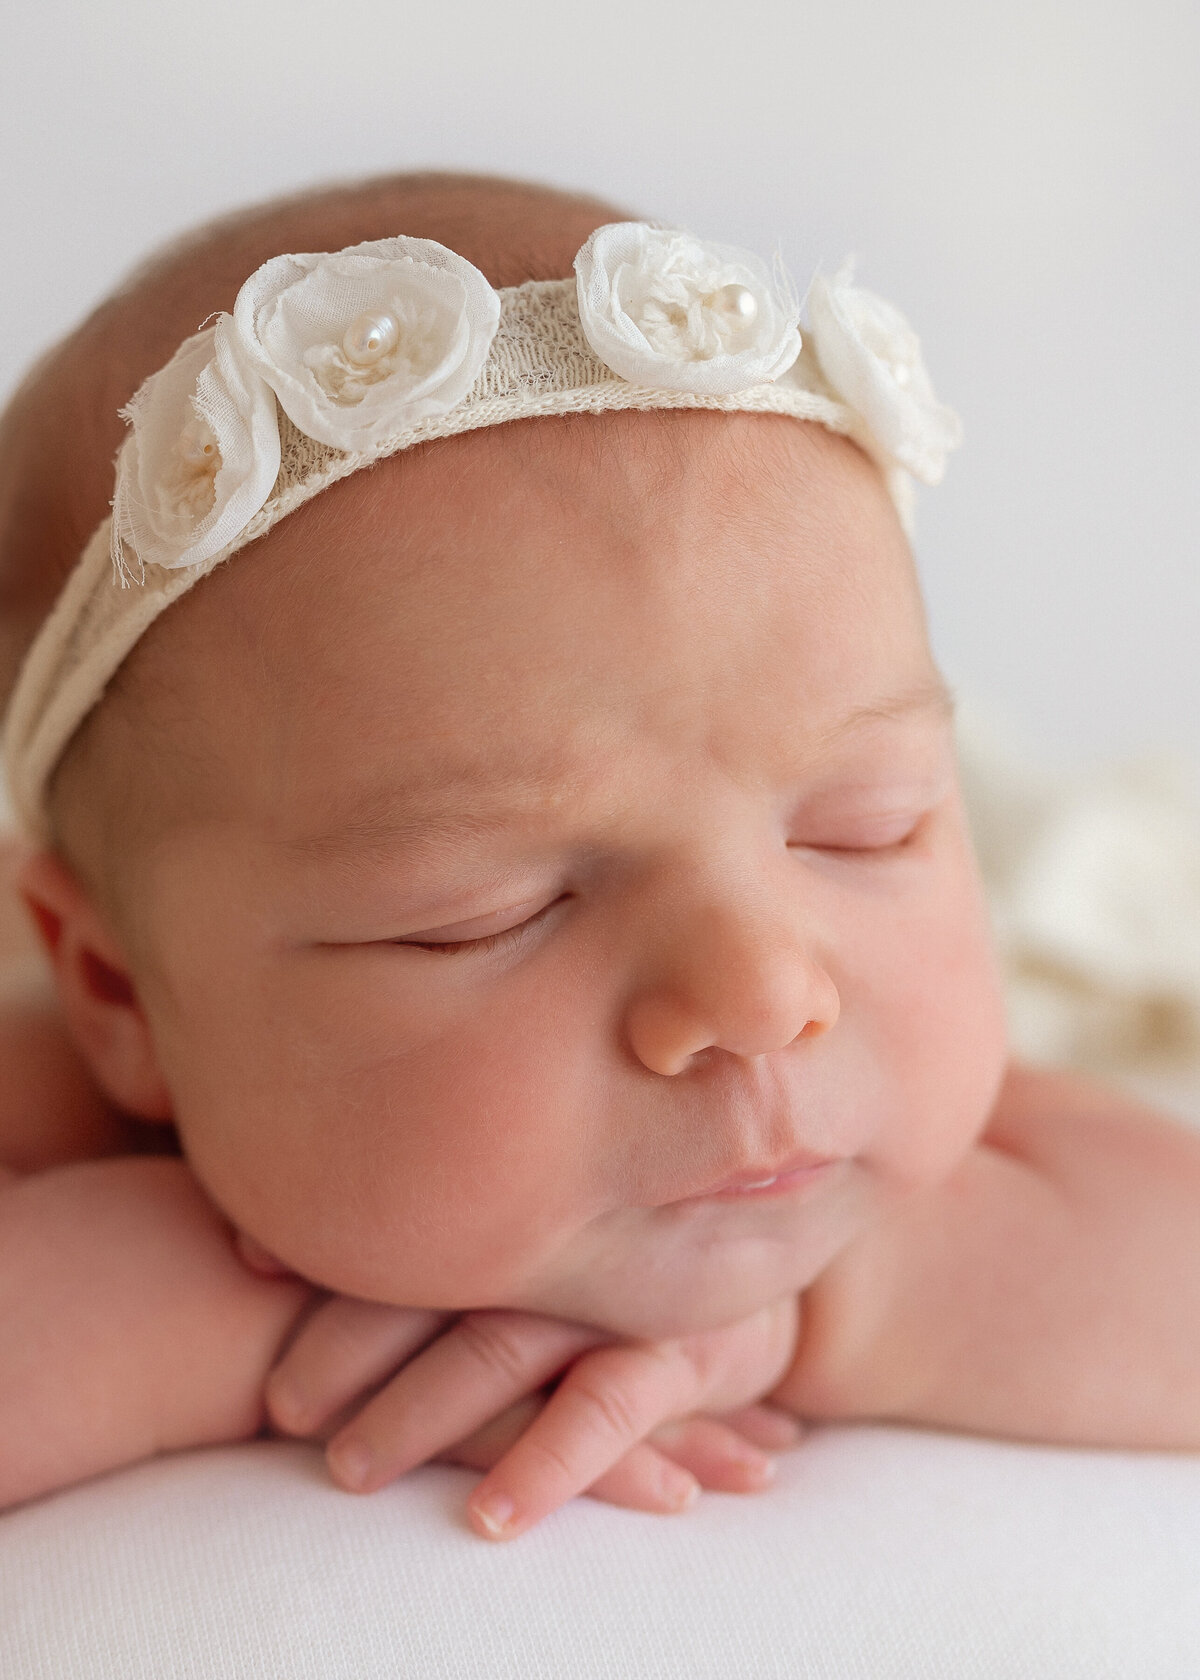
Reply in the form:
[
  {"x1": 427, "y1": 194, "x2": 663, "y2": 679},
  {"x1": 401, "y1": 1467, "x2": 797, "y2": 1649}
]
[{"x1": 16, "y1": 849, "x2": 173, "y2": 1122}]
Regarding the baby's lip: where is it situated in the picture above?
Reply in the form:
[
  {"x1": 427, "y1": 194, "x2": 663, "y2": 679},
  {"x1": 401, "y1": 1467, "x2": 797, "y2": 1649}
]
[{"x1": 664, "y1": 1147, "x2": 842, "y2": 1205}]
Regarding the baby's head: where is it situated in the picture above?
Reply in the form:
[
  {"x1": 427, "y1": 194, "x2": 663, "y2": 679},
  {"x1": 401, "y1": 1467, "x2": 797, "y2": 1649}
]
[{"x1": 0, "y1": 175, "x2": 1007, "y2": 1338}]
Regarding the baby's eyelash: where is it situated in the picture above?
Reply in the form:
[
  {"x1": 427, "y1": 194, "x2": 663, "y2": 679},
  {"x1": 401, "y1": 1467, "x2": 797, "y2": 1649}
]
[
  {"x1": 399, "y1": 896, "x2": 566, "y2": 956},
  {"x1": 789, "y1": 811, "x2": 931, "y2": 855},
  {"x1": 404, "y1": 925, "x2": 526, "y2": 957}
]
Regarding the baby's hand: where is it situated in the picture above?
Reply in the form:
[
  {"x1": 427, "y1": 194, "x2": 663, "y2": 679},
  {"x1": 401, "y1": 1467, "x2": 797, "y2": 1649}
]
[{"x1": 263, "y1": 1287, "x2": 801, "y2": 1540}]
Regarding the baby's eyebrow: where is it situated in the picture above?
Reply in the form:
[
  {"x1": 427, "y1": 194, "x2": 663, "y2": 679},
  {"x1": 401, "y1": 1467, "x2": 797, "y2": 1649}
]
[
  {"x1": 818, "y1": 676, "x2": 957, "y2": 745},
  {"x1": 289, "y1": 769, "x2": 578, "y2": 861},
  {"x1": 289, "y1": 677, "x2": 956, "y2": 860}
]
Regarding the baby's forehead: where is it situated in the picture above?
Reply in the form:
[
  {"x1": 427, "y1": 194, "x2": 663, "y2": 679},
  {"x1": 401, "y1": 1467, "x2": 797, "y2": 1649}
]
[
  {"x1": 198, "y1": 411, "x2": 891, "y2": 677},
  {"x1": 290, "y1": 405, "x2": 883, "y2": 565},
  {"x1": 150, "y1": 406, "x2": 916, "y2": 753}
]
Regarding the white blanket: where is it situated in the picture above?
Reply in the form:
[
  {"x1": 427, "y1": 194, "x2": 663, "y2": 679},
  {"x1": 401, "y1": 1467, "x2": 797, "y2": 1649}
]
[{"x1": 2, "y1": 1428, "x2": 1199, "y2": 1677}]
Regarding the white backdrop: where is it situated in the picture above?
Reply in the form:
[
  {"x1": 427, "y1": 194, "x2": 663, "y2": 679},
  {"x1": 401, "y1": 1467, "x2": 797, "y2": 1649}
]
[{"x1": 2, "y1": 0, "x2": 1196, "y2": 773}]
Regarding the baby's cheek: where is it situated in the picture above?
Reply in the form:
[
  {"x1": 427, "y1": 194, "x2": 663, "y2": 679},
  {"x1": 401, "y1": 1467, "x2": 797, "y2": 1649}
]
[
  {"x1": 202, "y1": 1002, "x2": 597, "y2": 1306},
  {"x1": 869, "y1": 902, "x2": 1008, "y2": 1191}
]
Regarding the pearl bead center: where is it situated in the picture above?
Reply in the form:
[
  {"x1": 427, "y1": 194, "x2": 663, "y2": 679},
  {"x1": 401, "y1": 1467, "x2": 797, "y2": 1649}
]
[
  {"x1": 342, "y1": 310, "x2": 401, "y2": 367},
  {"x1": 707, "y1": 283, "x2": 759, "y2": 328},
  {"x1": 177, "y1": 418, "x2": 220, "y2": 470}
]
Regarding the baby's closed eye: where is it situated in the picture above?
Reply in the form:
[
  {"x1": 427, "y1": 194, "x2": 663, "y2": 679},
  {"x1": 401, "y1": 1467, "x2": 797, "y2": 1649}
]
[
  {"x1": 787, "y1": 795, "x2": 944, "y2": 856},
  {"x1": 395, "y1": 893, "x2": 571, "y2": 956}
]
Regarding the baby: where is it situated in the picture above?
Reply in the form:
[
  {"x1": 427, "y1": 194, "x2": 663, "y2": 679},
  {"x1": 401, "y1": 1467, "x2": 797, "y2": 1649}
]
[{"x1": 2, "y1": 172, "x2": 1199, "y2": 1545}]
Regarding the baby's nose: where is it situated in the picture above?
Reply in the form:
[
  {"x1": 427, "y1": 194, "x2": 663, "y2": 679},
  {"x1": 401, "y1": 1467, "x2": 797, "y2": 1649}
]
[{"x1": 623, "y1": 897, "x2": 840, "y2": 1077}]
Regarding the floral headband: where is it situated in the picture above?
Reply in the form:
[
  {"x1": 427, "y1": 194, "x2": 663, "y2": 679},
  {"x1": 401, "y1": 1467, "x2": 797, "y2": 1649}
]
[{"x1": 2, "y1": 221, "x2": 960, "y2": 840}]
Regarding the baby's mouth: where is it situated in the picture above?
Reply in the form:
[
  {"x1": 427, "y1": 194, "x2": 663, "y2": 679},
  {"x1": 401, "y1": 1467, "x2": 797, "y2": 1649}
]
[{"x1": 665, "y1": 1148, "x2": 841, "y2": 1205}]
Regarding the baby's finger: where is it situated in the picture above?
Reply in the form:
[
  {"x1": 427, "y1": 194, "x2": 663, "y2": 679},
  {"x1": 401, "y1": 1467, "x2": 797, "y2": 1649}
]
[
  {"x1": 578, "y1": 1442, "x2": 700, "y2": 1513},
  {"x1": 444, "y1": 1405, "x2": 699, "y2": 1516},
  {"x1": 267, "y1": 1298, "x2": 450, "y2": 1437},
  {"x1": 716, "y1": 1402, "x2": 805, "y2": 1451},
  {"x1": 464, "y1": 1340, "x2": 699, "y2": 1540},
  {"x1": 439, "y1": 1396, "x2": 545, "y2": 1470},
  {"x1": 649, "y1": 1415, "x2": 777, "y2": 1493},
  {"x1": 326, "y1": 1311, "x2": 601, "y2": 1493},
  {"x1": 444, "y1": 1402, "x2": 773, "y2": 1514},
  {"x1": 459, "y1": 1413, "x2": 783, "y2": 1502}
]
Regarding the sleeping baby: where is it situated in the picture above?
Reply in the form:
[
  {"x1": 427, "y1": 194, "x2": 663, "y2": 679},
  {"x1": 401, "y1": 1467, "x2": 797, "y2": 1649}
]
[{"x1": 1, "y1": 172, "x2": 1198, "y2": 1543}]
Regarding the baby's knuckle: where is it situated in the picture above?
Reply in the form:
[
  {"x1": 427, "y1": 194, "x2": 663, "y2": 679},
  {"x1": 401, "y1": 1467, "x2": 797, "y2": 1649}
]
[
  {"x1": 516, "y1": 1432, "x2": 578, "y2": 1486},
  {"x1": 566, "y1": 1369, "x2": 643, "y2": 1442},
  {"x1": 625, "y1": 1338, "x2": 703, "y2": 1403},
  {"x1": 454, "y1": 1313, "x2": 536, "y2": 1385}
]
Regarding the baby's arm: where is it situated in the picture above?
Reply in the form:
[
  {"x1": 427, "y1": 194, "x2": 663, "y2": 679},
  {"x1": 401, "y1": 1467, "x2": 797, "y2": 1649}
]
[
  {"x1": 772, "y1": 1063, "x2": 1200, "y2": 1443},
  {"x1": 0, "y1": 1156, "x2": 311, "y2": 1508}
]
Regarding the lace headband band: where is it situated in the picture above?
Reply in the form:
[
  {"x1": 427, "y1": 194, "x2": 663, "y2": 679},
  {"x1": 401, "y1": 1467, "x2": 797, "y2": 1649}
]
[{"x1": 2, "y1": 222, "x2": 961, "y2": 840}]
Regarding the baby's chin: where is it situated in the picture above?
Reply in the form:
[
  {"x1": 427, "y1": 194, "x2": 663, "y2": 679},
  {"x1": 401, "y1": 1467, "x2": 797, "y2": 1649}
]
[
  {"x1": 506, "y1": 1209, "x2": 867, "y2": 1340},
  {"x1": 511, "y1": 1267, "x2": 805, "y2": 1342}
]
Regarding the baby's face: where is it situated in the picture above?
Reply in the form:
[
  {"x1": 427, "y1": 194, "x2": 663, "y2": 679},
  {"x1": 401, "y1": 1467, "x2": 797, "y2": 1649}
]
[{"x1": 120, "y1": 412, "x2": 1007, "y2": 1337}]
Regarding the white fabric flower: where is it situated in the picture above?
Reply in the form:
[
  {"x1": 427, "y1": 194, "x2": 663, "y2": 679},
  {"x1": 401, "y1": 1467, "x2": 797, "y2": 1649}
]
[
  {"x1": 575, "y1": 223, "x2": 801, "y2": 395},
  {"x1": 111, "y1": 318, "x2": 281, "y2": 573},
  {"x1": 232, "y1": 237, "x2": 500, "y2": 451},
  {"x1": 804, "y1": 262, "x2": 961, "y2": 485}
]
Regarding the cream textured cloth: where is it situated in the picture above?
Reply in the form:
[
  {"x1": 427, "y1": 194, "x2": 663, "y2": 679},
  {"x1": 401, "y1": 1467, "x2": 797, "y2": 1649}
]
[{"x1": 959, "y1": 709, "x2": 1200, "y2": 1086}]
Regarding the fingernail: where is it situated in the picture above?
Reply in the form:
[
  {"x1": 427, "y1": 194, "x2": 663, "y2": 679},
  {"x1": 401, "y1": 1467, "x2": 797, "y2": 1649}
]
[
  {"x1": 470, "y1": 1491, "x2": 517, "y2": 1539},
  {"x1": 328, "y1": 1438, "x2": 372, "y2": 1491},
  {"x1": 662, "y1": 1468, "x2": 700, "y2": 1512},
  {"x1": 741, "y1": 1453, "x2": 776, "y2": 1486}
]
